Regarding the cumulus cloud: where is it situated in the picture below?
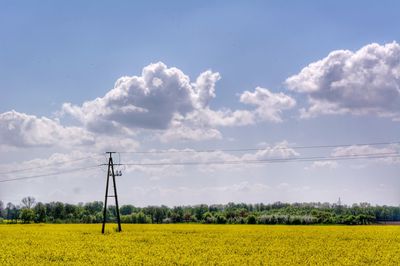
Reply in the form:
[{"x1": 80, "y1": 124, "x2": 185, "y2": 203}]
[
  {"x1": 0, "y1": 110, "x2": 95, "y2": 148},
  {"x1": 192, "y1": 108, "x2": 256, "y2": 127},
  {"x1": 307, "y1": 161, "x2": 338, "y2": 170},
  {"x1": 192, "y1": 70, "x2": 221, "y2": 108},
  {"x1": 0, "y1": 62, "x2": 297, "y2": 150},
  {"x1": 0, "y1": 110, "x2": 142, "y2": 152},
  {"x1": 306, "y1": 144, "x2": 400, "y2": 170},
  {"x1": 242, "y1": 141, "x2": 299, "y2": 161},
  {"x1": 159, "y1": 108, "x2": 255, "y2": 142},
  {"x1": 286, "y1": 42, "x2": 400, "y2": 119},
  {"x1": 92, "y1": 135, "x2": 139, "y2": 153},
  {"x1": 62, "y1": 62, "x2": 295, "y2": 141},
  {"x1": 61, "y1": 62, "x2": 223, "y2": 133},
  {"x1": 115, "y1": 141, "x2": 300, "y2": 176},
  {"x1": 331, "y1": 145, "x2": 397, "y2": 157},
  {"x1": 332, "y1": 144, "x2": 400, "y2": 164},
  {"x1": 159, "y1": 123, "x2": 222, "y2": 143},
  {"x1": 240, "y1": 87, "x2": 296, "y2": 122}
]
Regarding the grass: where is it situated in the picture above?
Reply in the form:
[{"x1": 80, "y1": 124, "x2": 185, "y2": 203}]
[{"x1": 1, "y1": 224, "x2": 400, "y2": 265}]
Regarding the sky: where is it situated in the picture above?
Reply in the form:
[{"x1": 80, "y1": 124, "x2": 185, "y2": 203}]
[{"x1": 1, "y1": 0, "x2": 400, "y2": 206}]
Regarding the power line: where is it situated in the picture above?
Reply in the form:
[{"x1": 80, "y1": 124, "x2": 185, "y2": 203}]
[
  {"x1": 0, "y1": 165, "x2": 100, "y2": 183},
  {"x1": 116, "y1": 141, "x2": 400, "y2": 154},
  {"x1": 1, "y1": 141, "x2": 398, "y2": 175},
  {"x1": 1, "y1": 153, "x2": 399, "y2": 183},
  {"x1": 0, "y1": 155, "x2": 102, "y2": 175},
  {"x1": 112, "y1": 152, "x2": 400, "y2": 166},
  {"x1": 1, "y1": 141, "x2": 399, "y2": 183}
]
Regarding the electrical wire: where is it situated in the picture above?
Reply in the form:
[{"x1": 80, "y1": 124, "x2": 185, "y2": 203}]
[
  {"x1": 1, "y1": 153, "x2": 398, "y2": 183},
  {"x1": 116, "y1": 141, "x2": 400, "y2": 154},
  {"x1": 0, "y1": 165, "x2": 100, "y2": 183},
  {"x1": 0, "y1": 155, "x2": 102, "y2": 175},
  {"x1": 113, "y1": 152, "x2": 400, "y2": 166},
  {"x1": 1, "y1": 141, "x2": 399, "y2": 183},
  {"x1": 1, "y1": 140, "x2": 398, "y2": 175}
]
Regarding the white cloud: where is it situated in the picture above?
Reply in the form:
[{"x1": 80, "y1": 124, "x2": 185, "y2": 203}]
[
  {"x1": 192, "y1": 70, "x2": 221, "y2": 108},
  {"x1": 306, "y1": 144, "x2": 400, "y2": 170},
  {"x1": 0, "y1": 110, "x2": 142, "y2": 152},
  {"x1": 112, "y1": 141, "x2": 300, "y2": 176},
  {"x1": 141, "y1": 141, "x2": 299, "y2": 173},
  {"x1": 62, "y1": 62, "x2": 198, "y2": 132},
  {"x1": 160, "y1": 87, "x2": 295, "y2": 141},
  {"x1": 0, "y1": 62, "x2": 297, "y2": 151},
  {"x1": 62, "y1": 62, "x2": 295, "y2": 141},
  {"x1": 159, "y1": 108, "x2": 254, "y2": 142},
  {"x1": 242, "y1": 141, "x2": 299, "y2": 161},
  {"x1": 61, "y1": 62, "x2": 237, "y2": 135},
  {"x1": 307, "y1": 161, "x2": 338, "y2": 170},
  {"x1": 159, "y1": 123, "x2": 222, "y2": 143},
  {"x1": 92, "y1": 135, "x2": 139, "y2": 153},
  {"x1": 121, "y1": 148, "x2": 240, "y2": 175},
  {"x1": 331, "y1": 145, "x2": 397, "y2": 157},
  {"x1": 286, "y1": 42, "x2": 400, "y2": 119},
  {"x1": 0, "y1": 110, "x2": 95, "y2": 148},
  {"x1": 0, "y1": 151, "x2": 103, "y2": 181},
  {"x1": 195, "y1": 108, "x2": 256, "y2": 127},
  {"x1": 240, "y1": 87, "x2": 296, "y2": 122},
  {"x1": 332, "y1": 144, "x2": 400, "y2": 165}
]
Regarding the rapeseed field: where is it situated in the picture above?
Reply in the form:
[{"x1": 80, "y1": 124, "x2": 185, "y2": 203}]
[{"x1": 1, "y1": 224, "x2": 399, "y2": 265}]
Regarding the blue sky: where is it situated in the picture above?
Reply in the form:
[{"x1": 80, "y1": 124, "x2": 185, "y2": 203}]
[{"x1": 1, "y1": 1, "x2": 400, "y2": 206}]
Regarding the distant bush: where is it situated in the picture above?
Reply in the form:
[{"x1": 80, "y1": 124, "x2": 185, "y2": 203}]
[
  {"x1": 257, "y1": 215, "x2": 318, "y2": 225},
  {"x1": 203, "y1": 212, "x2": 216, "y2": 224},
  {"x1": 20, "y1": 208, "x2": 35, "y2": 224},
  {"x1": 216, "y1": 214, "x2": 227, "y2": 224},
  {"x1": 247, "y1": 215, "x2": 256, "y2": 224},
  {"x1": 120, "y1": 213, "x2": 152, "y2": 224},
  {"x1": 2, "y1": 198, "x2": 395, "y2": 225}
]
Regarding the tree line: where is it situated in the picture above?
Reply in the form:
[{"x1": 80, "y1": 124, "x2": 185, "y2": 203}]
[{"x1": 1, "y1": 197, "x2": 400, "y2": 225}]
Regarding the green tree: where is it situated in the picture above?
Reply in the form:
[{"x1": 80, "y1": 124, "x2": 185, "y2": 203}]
[
  {"x1": 84, "y1": 201, "x2": 103, "y2": 215},
  {"x1": 0, "y1": 200, "x2": 5, "y2": 218},
  {"x1": 194, "y1": 204, "x2": 208, "y2": 221},
  {"x1": 171, "y1": 206, "x2": 184, "y2": 223},
  {"x1": 20, "y1": 208, "x2": 35, "y2": 223},
  {"x1": 6, "y1": 203, "x2": 19, "y2": 223},
  {"x1": 64, "y1": 204, "x2": 79, "y2": 221},
  {"x1": 120, "y1": 205, "x2": 135, "y2": 215},
  {"x1": 153, "y1": 207, "x2": 167, "y2": 223},
  {"x1": 47, "y1": 202, "x2": 66, "y2": 221},
  {"x1": 34, "y1": 202, "x2": 46, "y2": 223},
  {"x1": 216, "y1": 214, "x2": 227, "y2": 224},
  {"x1": 21, "y1": 196, "x2": 36, "y2": 209},
  {"x1": 136, "y1": 212, "x2": 151, "y2": 224},
  {"x1": 247, "y1": 215, "x2": 257, "y2": 224}
]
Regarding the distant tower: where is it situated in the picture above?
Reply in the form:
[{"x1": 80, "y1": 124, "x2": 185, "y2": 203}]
[
  {"x1": 338, "y1": 197, "x2": 342, "y2": 206},
  {"x1": 102, "y1": 152, "x2": 122, "y2": 234}
]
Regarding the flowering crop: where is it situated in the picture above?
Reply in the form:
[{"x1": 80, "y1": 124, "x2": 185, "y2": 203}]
[{"x1": 1, "y1": 224, "x2": 399, "y2": 265}]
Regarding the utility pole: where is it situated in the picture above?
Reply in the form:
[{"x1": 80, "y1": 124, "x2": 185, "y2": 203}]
[{"x1": 102, "y1": 152, "x2": 122, "y2": 234}]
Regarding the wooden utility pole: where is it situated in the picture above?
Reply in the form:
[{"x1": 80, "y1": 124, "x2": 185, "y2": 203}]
[{"x1": 102, "y1": 152, "x2": 122, "y2": 233}]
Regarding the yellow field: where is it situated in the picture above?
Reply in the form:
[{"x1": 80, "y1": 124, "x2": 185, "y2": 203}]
[{"x1": 0, "y1": 224, "x2": 399, "y2": 265}]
